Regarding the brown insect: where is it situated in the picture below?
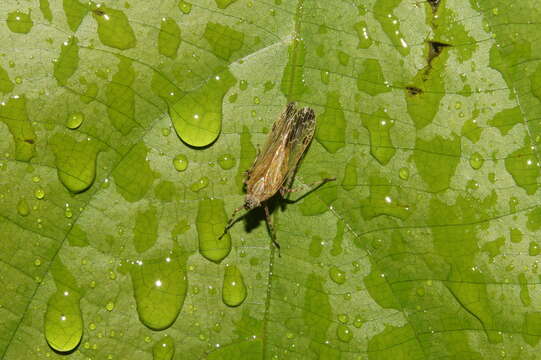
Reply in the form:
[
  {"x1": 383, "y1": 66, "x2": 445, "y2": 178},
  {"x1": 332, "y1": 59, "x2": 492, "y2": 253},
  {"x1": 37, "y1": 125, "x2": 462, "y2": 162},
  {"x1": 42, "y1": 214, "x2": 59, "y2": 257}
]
[{"x1": 220, "y1": 102, "x2": 335, "y2": 249}]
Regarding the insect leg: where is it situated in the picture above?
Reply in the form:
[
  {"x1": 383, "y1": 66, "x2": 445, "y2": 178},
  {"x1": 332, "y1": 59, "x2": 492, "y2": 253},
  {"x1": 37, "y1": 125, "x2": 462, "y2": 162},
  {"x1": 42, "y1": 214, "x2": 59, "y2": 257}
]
[
  {"x1": 264, "y1": 204, "x2": 281, "y2": 255},
  {"x1": 280, "y1": 177, "x2": 336, "y2": 197},
  {"x1": 219, "y1": 205, "x2": 245, "y2": 240}
]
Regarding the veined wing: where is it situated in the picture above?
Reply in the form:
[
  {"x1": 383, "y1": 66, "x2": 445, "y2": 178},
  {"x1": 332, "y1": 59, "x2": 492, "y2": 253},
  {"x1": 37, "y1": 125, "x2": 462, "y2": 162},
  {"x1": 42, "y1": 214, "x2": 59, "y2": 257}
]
[
  {"x1": 281, "y1": 105, "x2": 316, "y2": 189},
  {"x1": 246, "y1": 103, "x2": 297, "y2": 183}
]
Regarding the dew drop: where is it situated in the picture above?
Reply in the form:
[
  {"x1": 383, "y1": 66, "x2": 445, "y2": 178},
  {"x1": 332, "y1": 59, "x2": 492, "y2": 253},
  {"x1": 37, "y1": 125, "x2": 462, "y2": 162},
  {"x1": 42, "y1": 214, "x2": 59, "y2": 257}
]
[
  {"x1": 190, "y1": 176, "x2": 209, "y2": 192},
  {"x1": 178, "y1": 0, "x2": 192, "y2": 14},
  {"x1": 353, "y1": 315, "x2": 363, "y2": 328},
  {"x1": 239, "y1": 80, "x2": 248, "y2": 90},
  {"x1": 222, "y1": 265, "x2": 247, "y2": 307},
  {"x1": 253, "y1": 96, "x2": 260, "y2": 105},
  {"x1": 217, "y1": 153, "x2": 236, "y2": 170},
  {"x1": 196, "y1": 198, "x2": 231, "y2": 263},
  {"x1": 336, "y1": 324, "x2": 353, "y2": 342},
  {"x1": 329, "y1": 266, "x2": 346, "y2": 284},
  {"x1": 172, "y1": 154, "x2": 188, "y2": 172},
  {"x1": 17, "y1": 198, "x2": 30, "y2": 216},
  {"x1": 7, "y1": 11, "x2": 33, "y2": 34},
  {"x1": 469, "y1": 152, "x2": 484, "y2": 170},
  {"x1": 66, "y1": 112, "x2": 84, "y2": 129},
  {"x1": 105, "y1": 301, "x2": 114, "y2": 311},
  {"x1": 399, "y1": 167, "x2": 410, "y2": 180},
  {"x1": 153, "y1": 335, "x2": 175, "y2": 360},
  {"x1": 130, "y1": 253, "x2": 188, "y2": 330},
  {"x1": 34, "y1": 188, "x2": 45, "y2": 200},
  {"x1": 44, "y1": 290, "x2": 83, "y2": 352}
]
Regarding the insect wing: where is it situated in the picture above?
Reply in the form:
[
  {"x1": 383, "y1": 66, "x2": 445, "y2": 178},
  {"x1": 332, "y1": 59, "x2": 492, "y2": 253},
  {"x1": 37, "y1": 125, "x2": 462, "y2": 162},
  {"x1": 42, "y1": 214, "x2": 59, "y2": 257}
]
[
  {"x1": 246, "y1": 103, "x2": 296, "y2": 182},
  {"x1": 282, "y1": 106, "x2": 316, "y2": 189}
]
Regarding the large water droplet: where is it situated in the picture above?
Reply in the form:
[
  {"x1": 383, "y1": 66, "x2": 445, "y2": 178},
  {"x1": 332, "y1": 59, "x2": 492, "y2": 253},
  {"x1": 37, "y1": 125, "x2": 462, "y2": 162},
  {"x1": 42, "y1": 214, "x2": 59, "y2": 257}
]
[
  {"x1": 54, "y1": 37, "x2": 79, "y2": 86},
  {"x1": 92, "y1": 6, "x2": 136, "y2": 50},
  {"x1": 49, "y1": 134, "x2": 102, "y2": 193},
  {"x1": 44, "y1": 290, "x2": 83, "y2": 352},
  {"x1": 158, "y1": 18, "x2": 181, "y2": 59},
  {"x1": 153, "y1": 335, "x2": 175, "y2": 360},
  {"x1": 169, "y1": 70, "x2": 236, "y2": 147},
  {"x1": 315, "y1": 92, "x2": 346, "y2": 154},
  {"x1": 222, "y1": 265, "x2": 247, "y2": 307},
  {"x1": 7, "y1": 11, "x2": 33, "y2": 34},
  {"x1": 130, "y1": 253, "x2": 188, "y2": 330},
  {"x1": 196, "y1": 198, "x2": 231, "y2": 263}
]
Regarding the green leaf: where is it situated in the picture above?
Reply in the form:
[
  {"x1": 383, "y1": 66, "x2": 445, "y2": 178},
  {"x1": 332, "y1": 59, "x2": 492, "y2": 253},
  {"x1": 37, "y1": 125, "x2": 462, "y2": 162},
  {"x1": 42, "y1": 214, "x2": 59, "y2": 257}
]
[{"x1": 1, "y1": 0, "x2": 541, "y2": 359}]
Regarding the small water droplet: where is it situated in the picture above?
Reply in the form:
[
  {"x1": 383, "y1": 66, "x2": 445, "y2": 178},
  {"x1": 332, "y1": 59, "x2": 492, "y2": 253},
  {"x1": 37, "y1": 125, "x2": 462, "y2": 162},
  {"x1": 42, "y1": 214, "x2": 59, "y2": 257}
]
[
  {"x1": 153, "y1": 335, "x2": 175, "y2": 360},
  {"x1": 469, "y1": 152, "x2": 484, "y2": 170},
  {"x1": 336, "y1": 324, "x2": 353, "y2": 342},
  {"x1": 34, "y1": 188, "x2": 45, "y2": 200},
  {"x1": 253, "y1": 96, "x2": 260, "y2": 104},
  {"x1": 178, "y1": 0, "x2": 192, "y2": 14},
  {"x1": 399, "y1": 167, "x2": 410, "y2": 180},
  {"x1": 239, "y1": 80, "x2": 248, "y2": 90},
  {"x1": 222, "y1": 265, "x2": 247, "y2": 307},
  {"x1": 106, "y1": 301, "x2": 114, "y2": 311},
  {"x1": 218, "y1": 154, "x2": 236, "y2": 170},
  {"x1": 172, "y1": 154, "x2": 188, "y2": 172},
  {"x1": 190, "y1": 176, "x2": 209, "y2": 192},
  {"x1": 329, "y1": 266, "x2": 346, "y2": 284},
  {"x1": 17, "y1": 198, "x2": 30, "y2": 216},
  {"x1": 66, "y1": 112, "x2": 84, "y2": 129}
]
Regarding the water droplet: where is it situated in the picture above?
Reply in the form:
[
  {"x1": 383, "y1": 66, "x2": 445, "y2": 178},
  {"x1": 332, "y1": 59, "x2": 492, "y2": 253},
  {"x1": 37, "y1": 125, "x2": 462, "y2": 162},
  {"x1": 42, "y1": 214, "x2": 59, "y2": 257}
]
[
  {"x1": 66, "y1": 112, "x2": 84, "y2": 129},
  {"x1": 196, "y1": 198, "x2": 231, "y2": 263},
  {"x1": 222, "y1": 265, "x2": 247, "y2": 307},
  {"x1": 92, "y1": 6, "x2": 136, "y2": 50},
  {"x1": 172, "y1": 154, "x2": 188, "y2": 172},
  {"x1": 253, "y1": 96, "x2": 260, "y2": 104},
  {"x1": 529, "y1": 242, "x2": 540, "y2": 256},
  {"x1": 315, "y1": 92, "x2": 346, "y2": 153},
  {"x1": 336, "y1": 324, "x2": 353, "y2": 342},
  {"x1": 239, "y1": 80, "x2": 248, "y2": 90},
  {"x1": 49, "y1": 134, "x2": 102, "y2": 193},
  {"x1": 153, "y1": 335, "x2": 175, "y2": 360},
  {"x1": 7, "y1": 11, "x2": 33, "y2": 34},
  {"x1": 106, "y1": 301, "x2": 114, "y2": 311},
  {"x1": 337, "y1": 314, "x2": 349, "y2": 323},
  {"x1": 329, "y1": 266, "x2": 346, "y2": 284},
  {"x1": 469, "y1": 152, "x2": 484, "y2": 170},
  {"x1": 218, "y1": 154, "x2": 236, "y2": 170},
  {"x1": 353, "y1": 315, "x2": 363, "y2": 328},
  {"x1": 130, "y1": 253, "x2": 188, "y2": 330},
  {"x1": 44, "y1": 290, "x2": 83, "y2": 352},
  {"x1": 158, "y1": 18, "x2": 181, "y2": 59},
  {"x1": 341, "y1": 158, "x2": 357, "y2": 191},
  {"x1": 161, "y1": 128, "x2": 171, "y2": 136},
  {"x1": 35, "y1": 188, "x2": 45, "y2": 200},
  {"x1": 399, "y1": 167, "x2": 410, "y2": 180},
  {"x1": 34, "y1": 258, "x2": 42, "y2": 266},
  {"x1": 17, "y1": 198, "x2": 30, "y2": 216},
  {"x1": 190, "y1": 176, "x2": 209, "y2": 192},
  {"x1": 178, "y1": 1, "x2": 192, "y2": 14},
  {"x1": 32, "y1": 175, "x2": 40, "y2": 183},
  {"x1": 169, "y1": 70, "x2": 236, "y2": 147}
]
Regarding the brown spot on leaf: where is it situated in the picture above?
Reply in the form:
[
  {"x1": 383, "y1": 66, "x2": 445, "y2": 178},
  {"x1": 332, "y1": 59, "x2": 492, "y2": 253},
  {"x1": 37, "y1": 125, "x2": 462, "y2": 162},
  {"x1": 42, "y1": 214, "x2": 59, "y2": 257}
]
[
  {"x1": 24, "y1": 139, "x2": 35, "y2": 144},
  {"x1": 427, "y1": 0, "x2": 440, "y2": 13},
  {"x1": 427, "y1": 41, "x2": 451, "y2": 65}
]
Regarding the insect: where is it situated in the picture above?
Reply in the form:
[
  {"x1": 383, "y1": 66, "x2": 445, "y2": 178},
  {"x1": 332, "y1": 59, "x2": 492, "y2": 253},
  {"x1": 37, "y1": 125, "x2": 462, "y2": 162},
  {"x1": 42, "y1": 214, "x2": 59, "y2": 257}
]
[{"x1": 220, "y1": 102, "x2": 335, "y2": 249}]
